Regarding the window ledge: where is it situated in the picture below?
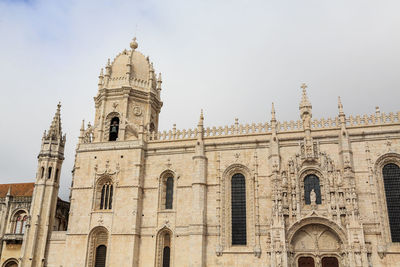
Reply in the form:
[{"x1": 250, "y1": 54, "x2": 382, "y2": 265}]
[
  {"x1": 158, "y1": 210, "x2": 176, "y2": 214},
  {"x1": 92, "y1": 210, "x2": 113, "y2": 214}
]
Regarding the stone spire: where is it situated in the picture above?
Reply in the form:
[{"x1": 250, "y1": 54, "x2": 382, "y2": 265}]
[
  {"x1": 46, "y1": 102, "x2": 64, "y2": 143},
  {"x1": 299, "y1": 83, "x2": 312, "y2": 114},
  {"x1": 197, "y1": 109, "x2": 204, "y2": 141},
  {"x1": 271, "y1": 102, "x2": 276, "y2": 123}
]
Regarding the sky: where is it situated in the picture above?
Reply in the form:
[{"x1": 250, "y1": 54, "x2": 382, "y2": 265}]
[{"x1": 0, "y1": 0, "x2": 399, "y2": 200}]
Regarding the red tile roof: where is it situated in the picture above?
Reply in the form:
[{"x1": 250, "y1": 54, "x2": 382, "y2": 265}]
[{"x1": 0, "y1": 183, "x2": 34, "y2": 197}]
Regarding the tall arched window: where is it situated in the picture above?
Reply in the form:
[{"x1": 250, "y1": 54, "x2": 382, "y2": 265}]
[
  {"x1": 55, "y1": 168, "x2": 59, "y2": 182},
  {"x1": 156, "y1": 230, "x2": 172, "y2": 267},
  {"x1": 162, "y1": 234, "x2": 171, "y2": 267},
  {"x1": 47, "y1": 167, "x2": 52, "y2": 179},
  {"x1": 12, "y1": 211, "x2": 27, "y2": 234},
  {"x1": 165, "y1": 177, "x2": 174, "y2": 209},
  {"x1": 41, "y1": 167, "x2": 44, "y2": 178},
  {"x1": 231, "y1": 173, "x2": 246, "y2": 245},
  {"x1": 95, "y1": 245, "x2": 107, "y2": 267},
  {"x1": 87, "y1": 227, "x2": 108, "y2": 267},
  {"x1": 100, "y1": 183, "x2": 113, "y2": 210},
  {"x1": 382, "y1": 163, "x2": 400, "y2": 242},
  {"x1": 109, "y1": 117, "x2": 119, "y2": 141},
  {"x1": 304, "y1": 174, "x2": 322, "y2": 205}
]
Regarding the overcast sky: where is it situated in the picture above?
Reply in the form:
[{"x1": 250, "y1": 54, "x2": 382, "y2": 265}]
[{"x1": 0, "y1": 0, "x2": 399, "y2": 200}]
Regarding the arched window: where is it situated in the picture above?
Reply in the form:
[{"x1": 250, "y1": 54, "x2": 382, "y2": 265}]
[
  {"x1": 48, "y1": 167, "x2": 52, "y2": 179},
  {"x1": 165, "y1": 177, "x2": 174, "y2": 209},
  {"x1": 156, "y1": 230, "x2": 172, "y2": 267},
  {"x1": 231, "y1": 173, "x2": 246, "y2": 245},
  {"x1": 87, "y1": 227, "x2": 108, "y2": 267},
  {"x1": 162, "y1": 234, "x2": 171, "y2": 267},
  {"x1": 12, "y1": 211, "x2": 27, "y2": 234},
  {"x1": 3, "y1": 259, "x2": 18, "y2": 267},
  {"x1": 55, "y1": 168, "x2": 59, "y2": 182},
  {"x1": 304, "y1": 174, "x2": 322, "y2": 205},
  {"x1": 95, "y1": 245, "x2": 107, "y2": 267},
  {"x1": 41, "y1": 167, "x2": 44, "y2": 178},
  {"x1": 100, "y1": 183, "x2": 113, "y2": 210},
  {"x1": 109, "y1": 117, "x2": 119, "y2": 141},
  {"x1": 382, "y1": 163, "x2": 400, "y2": 242}
]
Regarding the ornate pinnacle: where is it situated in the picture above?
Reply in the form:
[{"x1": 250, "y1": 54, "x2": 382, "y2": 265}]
[
  {"x1": 198, "y1": 109, "x2": 204, "y2": 127},
  {"x1": 338, "y1": 96, "x2": 344, "y2": 115},
  {"x1": 47, "y1": 102, "x2": 63, "y2": 141},
  {"x1": 299, "y1": 83, "x2": 311, "y2": 109},
  {"x1": 271, "y1": 102, "x2": 276, "y2": 122},
  {"x1": 157, "y1": 73, "x2": 162, "y2": 91}
]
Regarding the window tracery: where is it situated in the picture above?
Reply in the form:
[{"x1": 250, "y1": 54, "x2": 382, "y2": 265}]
[
  {"x1": 382, "y1": 163, "x2": 400, "y2": 242},
  {"x1": 95, "y1": 177, "x2": 113, "y2": 210},
  {"x1": 11, "y1": 211, "x2": 28, "y2": 234}
]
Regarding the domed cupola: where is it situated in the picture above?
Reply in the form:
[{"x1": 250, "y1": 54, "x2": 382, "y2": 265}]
[
  {"x1": 98, "y1": 37, "x2": 161, "y2": 95},
  {"x1": 91, "y1": 37, "x2": 163, "y2": 143}
]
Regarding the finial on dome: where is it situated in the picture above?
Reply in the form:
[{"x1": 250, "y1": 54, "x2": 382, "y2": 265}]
[{"x1": 130, "y1": 37, "x2": 138, "y2": 50}]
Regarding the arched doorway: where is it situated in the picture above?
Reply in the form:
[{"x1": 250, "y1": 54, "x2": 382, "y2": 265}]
[
  {"x1": 290, "y1": 224, "x2": 342, "y2": 267},
  {"x1": 3, "y1": 259, "x2": 18, "y2": 267},
  {"x1": 298, "y1": 256, "x2": 314, "y2": 267},
  {"x1": 322, "y1": 257, "x2": 339, "y2": 267}
]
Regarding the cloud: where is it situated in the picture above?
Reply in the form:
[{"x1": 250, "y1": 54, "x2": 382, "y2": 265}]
[{"x1": 0, "y1": 0, "x2": 399, "y2": 199}]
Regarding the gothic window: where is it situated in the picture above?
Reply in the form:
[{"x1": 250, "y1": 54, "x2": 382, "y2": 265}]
[
  {"x1": 96, "y1": 178, "x2": 113, "y2": 210},
  {"x1": 165, "y1": 177, "x2": 174, "y2": 209},
  {"x1": 12, "y1": 211, "x2": 27, "y2": 234},
  {"x1": 41, "y1": 167, "x2": 44, "y2": 178},
  {"x1": 162, "y1": 234, "x2": 171, "y2": 267},
  {"x1": 48, "y1": 167, "x2": 52, "y2": 179},
  {"x1": 87, "y1": 227, "x2": 108, "y2": 267},
  {"x1": 156, "y1": 230, "x2": 172, "y2": 267},
  {"x1": 55, "y1": 168, "x2": 59, "y2": 182},
  {"x1": 382, "y1": 163, "x2": 400, "y2": 242},
  {"x1": 95, "y1": 245, "x2": 107, "y2": 267},
  {"x1": 100, "y1": 184, "x2": 113, "y2": 210},
  {"x1": 231, "y1": 173, "x2": 246, "y2": 245},
  {"x1": 304, "y1": 174, "x2": 322, "y2": 205},
  {"x1": 109, "y1": 117, "x2": 119, "y2": 141}
]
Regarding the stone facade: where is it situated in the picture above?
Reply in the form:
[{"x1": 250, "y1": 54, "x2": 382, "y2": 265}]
[
  {"x1": 3, "y1": 38, "x2": 400, "y2": 267},
  {"x1": 0, "y1": 183, "x2": 69, "y2": 267}
]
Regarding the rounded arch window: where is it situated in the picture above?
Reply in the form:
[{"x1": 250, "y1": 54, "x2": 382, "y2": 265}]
[
  {"x1": 95, "y1": 178, "x2": 114, "y2": 210},
  {"x1": 12, "y1": 211, "x2": 28, "y2": 234},
  {"x1": 109, "y1": 117, "x2": 120, "y2": 141},
  {"x1": 382, "y1": 163, "x2": 400, "y2": 242},
  {"x1": 304, "y1": 174, "x2": 321, "y2": 205},
  {"x1": 231, "y1": 173, "x2": 246, "y2": 245},
  {"x1": 3, "y1": 259, "x2": 18, "y2": 267}
]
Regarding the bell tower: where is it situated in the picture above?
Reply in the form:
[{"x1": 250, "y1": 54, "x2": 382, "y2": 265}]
[
  {"x1": 92, "y1": 37, "x2": 163, "y2": 142},
  {"x1": 21, "y1": 103, "x2": 66, "y2": 267}
]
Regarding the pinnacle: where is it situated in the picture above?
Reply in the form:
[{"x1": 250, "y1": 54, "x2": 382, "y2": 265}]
[
  {"x1": 198, "y1": 109, "x2": 204, "y2": 126},
  {"x1": 271, "y1": 102, "x2": 276, "y2": 121},
  {"x1": 47, "y1": 102, "x2": 63, "y2": 141},
  {"x1": 299, "y1": 83, "x2": 312, "y2": 109},
  {"x1": 338, "y1": 96, "x2": 344, "y2": 115}
]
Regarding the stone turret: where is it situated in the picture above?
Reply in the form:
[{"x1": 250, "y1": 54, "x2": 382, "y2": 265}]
[
  {"x1": 93, "y1": 37, "x2": 163, "y2": 142},
  {"x1": 21, "y1": 104, "x2": 66, "y2": 267}
]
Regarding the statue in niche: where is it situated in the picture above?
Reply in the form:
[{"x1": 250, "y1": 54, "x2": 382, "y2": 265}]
[
  {"x1": 310, "y1": 189, "x2": 317, "y2": 204},
  {"x1": 289, "y1": 159, "x2": 295, "y2": 174},
  {"x1": 276, "y1": 251, "x2": 282, "y2": 267},
  {"x1": 327, "y1": 159, "x2": 334, "y2": 172},
  {"x1": 282, "y1": 171, "x2": 288, "y2": 187},
  {"x1": 355, "y1": 252, "x2": 362, "y2": 266},
  {"x1": 282, "y1": 192, "x2": 288, "y2": 207},
  {"x1": 336, "y1": 170, "x2": 343, "y2": 186},
  {"x1": 292, "y1": 194, "x2": 297, "y2": 211}
]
